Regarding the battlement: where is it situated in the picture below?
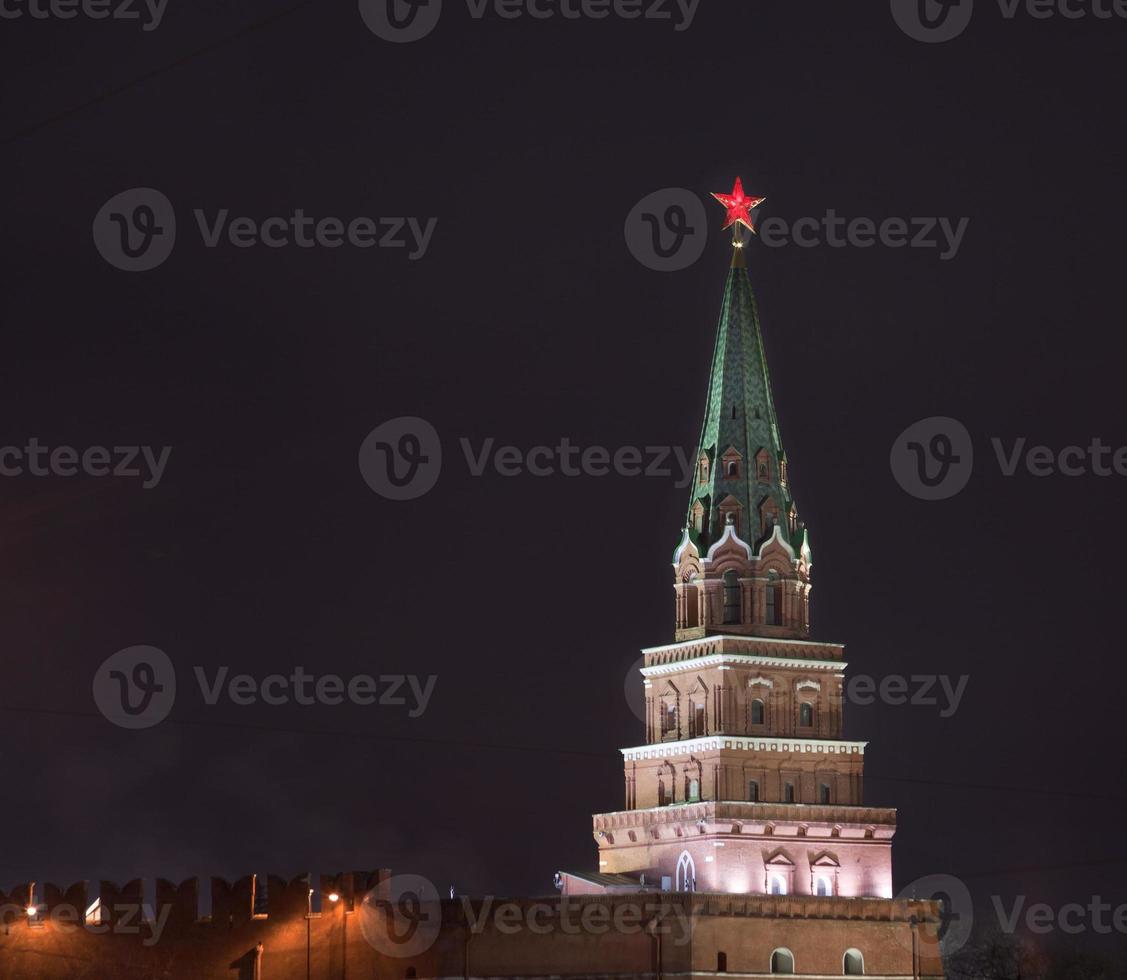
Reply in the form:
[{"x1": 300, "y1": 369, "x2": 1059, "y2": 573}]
[{"x1": 1, "y1": 869, "x2": 388, "y2": 928}]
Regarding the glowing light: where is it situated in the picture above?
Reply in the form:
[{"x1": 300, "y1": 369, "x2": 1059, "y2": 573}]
[
  {"x1": 710, "y1": 177, "x2": 766, "y2": 232},
  {"x1": 26, "y1": 907, "x2": 36, "y2": 917},
  {"x1": 328, "y1": 892, "x2": 340, "y2": 903}
]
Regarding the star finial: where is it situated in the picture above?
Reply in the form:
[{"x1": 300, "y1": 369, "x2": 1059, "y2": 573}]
[{"x1": 711, "y1": 177, "x2": 766, "y2": 240}]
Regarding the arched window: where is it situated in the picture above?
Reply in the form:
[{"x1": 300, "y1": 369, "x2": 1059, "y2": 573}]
[
  {"x1": 799, "y1": 702, "x2": 813, "y2": 727},
  {"x1": 675, "y1": 851, "x2": 696, "y2": 892},
  {"x1": 658, "y1": 778, "x2": 668, "y2": 806},
  {"x1": 819, "y1": 783, "x2": 831, "y2": 804},
  {"x1": 722, "y1": 570, "x2": 740, "y2": 624},
  {"x1": 726, "y1": 460, "x2": 738, "y2": 477},
  {"x1": 814, "y1": 875, "x2": 832, "y2": 896},
  {"x1": 843, "y1": 949, "x2": 864, "y2": 975},
  {"x1": 698, "y1": 457, "x2": 709, "y2": 483},
  {"x1": 717, "y1": 952, "x2": 728, "y2": 972},
  {"x1": 687, "y1": 778, "x2": 700, "y2": 802},
  {"x1": 784, "y1": 782, "x2": 796, "y2": 804},
  {"x1": 748, "y1": 780, "x2": 759, "y2": 802},
  {"x1": 770, "y1": 948, "x2": 794, "y2": 974},
  {"x1": 751, "y1": 698, "x2": 764, "y2": 725},
  {"x1": 768, "y1": 873, "x2": 787, "y2": 896}
]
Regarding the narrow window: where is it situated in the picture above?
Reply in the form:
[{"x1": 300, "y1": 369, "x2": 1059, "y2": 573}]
[
  {"x1": 784, "y1": 782, "x2": 795, "y2": 804},
  {"x1": 844, "y1": 949, "x2": 864, "y2": 975},
  {"x1": 691, "y1": 701, "x2": 706, "y2": 737},
  {"x1": 800, "y1": 702, "x2": 813, "y2": 727},
  {"x1": 819, "y1": 783, "x2": 831, "y2": 804},
  {"x1": 766, "y1": 575, "x2": 783, "y2": 626},
  {"x1": 658, "y1": 778, "x2": 667, "y2": 806},
  {"x1": 814, "y1": 875, "x2": 832, "y2": 896},
  {"x1": 771, "y1": 948, "x2": 795, "y2": 973},
  {"x1": 748, "y1": 780, "x2": 759, "y2": 802},
  {"x1": 751, "y1": 698, "x2": 764, "y2": 725},
  {"x1": 722, "y1": 570, "x2": 740, "y2": 624},
  {"x1": 688, "y1": 778, "x2": 700, "y2": 802},
  {"x1": 768, "y1": 874, "x2": 787, "y2": 896},
  {"x1": 251, "y1": 873, "x2": 268, "y2": 919},
  {"x1": 662, "y1": 702, "x2": 677, "y2": 735},
  {"x1": 726, "y1": 460, "x2": 738, "y2": 477},
  {"x1": 717, "y1": 952, "x2": 728, "y2": 972}
]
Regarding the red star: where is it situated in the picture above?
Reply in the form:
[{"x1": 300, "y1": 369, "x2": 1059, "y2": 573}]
[{"x1": 711, "y1": 177, "x2": 766, "y2": 232}]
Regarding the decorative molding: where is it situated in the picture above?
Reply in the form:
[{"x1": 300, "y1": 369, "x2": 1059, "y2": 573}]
[
  {"x1": 796, "y1": 680, "x2": 821, "y2": 692},
  {"x1": 643, "y1": 635, "x2": 845, "y2": 655},
  {"x1": 704, "y1": 522, "x2": 754, "y2": 562},
  {"x1": 757, "y1": 522, "x2": 796, "y2": 561},
  {"x1": 642, "y1": 653, "x2": 845, "y2": 677},
  {"x1": 620, "y1": 735, "x2": 867, "y2": 761},
  {"x1": 747, "y1": 676, "x2": 774, "y2": 688}
]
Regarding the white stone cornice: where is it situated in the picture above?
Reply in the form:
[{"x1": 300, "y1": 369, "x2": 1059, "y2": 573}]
[
  {"x1": 620, "y1": 735, "x2": 867, "y2": 761},
  {"x1": 643, "y1": 635, "x2": 844, "y2": 655},
  {"x1": 641, "y1": 653, "x2": 845, "y2": 676},
  {"x1": 747, "y1": 676, "x2": 774, "y2": 688},
  {"x1": 796, "y1": 679, "x2": 822, "y2": 691}
]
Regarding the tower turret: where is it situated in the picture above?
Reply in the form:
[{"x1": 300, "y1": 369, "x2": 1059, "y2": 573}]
[{"x1": 673, "y1": 243, "x2": 812, "y2": 641}]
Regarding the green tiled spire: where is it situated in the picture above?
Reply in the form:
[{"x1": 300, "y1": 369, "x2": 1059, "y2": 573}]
[{"x1": 682, "y1": 249, "x2": 803, "y2": 555}]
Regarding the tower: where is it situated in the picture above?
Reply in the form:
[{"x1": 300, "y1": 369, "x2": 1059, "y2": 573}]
[{"x1": 561, "y1": 182, "x2": 896, "y2": 901}]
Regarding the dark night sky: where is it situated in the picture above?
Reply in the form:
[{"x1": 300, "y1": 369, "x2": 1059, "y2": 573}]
[{"x1": 2, "y1": 0, "x2": 1126, "y2": 930}]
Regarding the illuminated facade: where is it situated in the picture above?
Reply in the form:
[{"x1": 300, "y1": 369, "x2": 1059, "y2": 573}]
[{"x1": 562, "y1": 238, "x2": 896, "y2": 903}]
